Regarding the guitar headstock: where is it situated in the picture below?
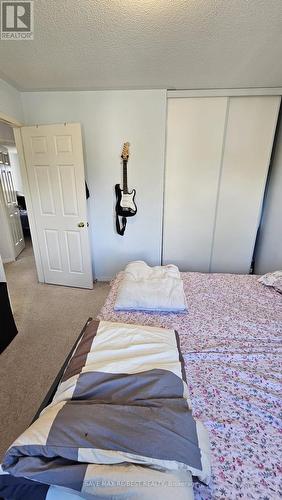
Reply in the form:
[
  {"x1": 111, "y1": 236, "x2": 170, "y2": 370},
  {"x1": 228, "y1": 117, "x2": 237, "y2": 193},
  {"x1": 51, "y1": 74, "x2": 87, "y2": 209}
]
[{"x1": 121, "y1": 142, "x2": 130, "y2": 161}]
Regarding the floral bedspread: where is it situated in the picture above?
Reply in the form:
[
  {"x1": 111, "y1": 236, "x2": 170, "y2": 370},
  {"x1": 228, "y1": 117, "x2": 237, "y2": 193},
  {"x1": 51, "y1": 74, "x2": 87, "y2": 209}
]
[{"x1": 98, "y1": 272, "x2": 282, "y2": 500}]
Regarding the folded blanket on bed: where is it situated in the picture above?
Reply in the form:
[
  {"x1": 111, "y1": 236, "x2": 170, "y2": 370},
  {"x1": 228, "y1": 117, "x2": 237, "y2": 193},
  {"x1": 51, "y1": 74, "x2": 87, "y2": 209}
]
[
  {"x1": 1, "y1": 320, "x2": 210, "y2": 499},
  {"x1": 114, "y1": 261, "x2": 187, "y2": 312}
]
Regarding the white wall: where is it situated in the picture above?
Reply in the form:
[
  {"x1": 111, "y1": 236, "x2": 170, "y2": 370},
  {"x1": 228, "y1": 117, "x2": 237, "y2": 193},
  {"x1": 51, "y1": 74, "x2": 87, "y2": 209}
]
[
  {"x1": 0, "y1": 79, "x2": 24, "y2": 122},
  {"x1": 0, "y1": 122, "x2": 15, "y2": 143},
  {"x1": 0, "y1": 254, "x2": 6, "y2": 282},
  {"x1": 0, "y1": 143, "x2": 23, "y2": 193},
  {"x1": 255, "y1": 115, "x2": 282, "y2": 274},
  {"x1": 9, "y1": 150, "x2": 23, "y2": 193},
  {"x1": 22, "y1": 90, "x2": 166, "y2": 280},
  {"x1": 0, "y1": 183, "x2": 15, "y2": 263}
]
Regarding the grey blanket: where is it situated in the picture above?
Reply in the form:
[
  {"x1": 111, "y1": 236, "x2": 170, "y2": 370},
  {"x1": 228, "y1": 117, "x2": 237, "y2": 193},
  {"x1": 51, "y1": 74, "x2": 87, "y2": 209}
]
[{"x1": 1, "y1": 320, "x2": 210, "y2": 498}]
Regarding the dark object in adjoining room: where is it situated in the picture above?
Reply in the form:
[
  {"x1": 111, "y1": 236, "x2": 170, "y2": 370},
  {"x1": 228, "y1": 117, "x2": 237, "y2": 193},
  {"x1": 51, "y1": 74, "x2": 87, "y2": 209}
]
[
  {"x1": 17, "y1": 194, "x2": 30, "y2": 235},
  {"x1": 0, "y1": 282, "x2": 18, "y2": 354}
]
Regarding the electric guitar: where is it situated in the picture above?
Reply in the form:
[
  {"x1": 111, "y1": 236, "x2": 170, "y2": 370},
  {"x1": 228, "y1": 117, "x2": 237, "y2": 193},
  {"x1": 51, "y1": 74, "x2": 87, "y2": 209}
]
[{"x1": 115, "y1": 142, "x2": 137, "y2": 218}]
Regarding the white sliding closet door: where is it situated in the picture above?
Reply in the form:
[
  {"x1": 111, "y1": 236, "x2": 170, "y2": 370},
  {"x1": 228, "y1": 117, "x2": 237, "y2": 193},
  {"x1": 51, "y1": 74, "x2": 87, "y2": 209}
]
[
  {"x1": 163, "y1": 97, "x2": 228, "y2": 271},
  {"x1": 210, "y1": 96, "x2": 280, "y2": 273}
]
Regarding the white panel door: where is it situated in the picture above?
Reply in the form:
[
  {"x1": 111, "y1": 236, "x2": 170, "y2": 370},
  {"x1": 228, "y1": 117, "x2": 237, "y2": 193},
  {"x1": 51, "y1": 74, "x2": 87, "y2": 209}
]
[
  {"x1": 210, "y1": 96, "x2": 280, "y2": 273},
  {"x1": 0, "y1": 153, "x2": 25, "y2": 258},
  {"x1": 21, "y1": 123, "x2": 93, "y2": 288},
  {"x1": 163, "y1": 97, "x2": 228, "y2": 271}
]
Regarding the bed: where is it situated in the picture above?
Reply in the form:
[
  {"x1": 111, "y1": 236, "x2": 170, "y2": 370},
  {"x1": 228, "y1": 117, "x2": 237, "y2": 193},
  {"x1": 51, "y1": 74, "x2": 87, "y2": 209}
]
[
  {"x1": 98, "y1": 271, "x2": 282, "y2": 499},
  {"x1": 0, "y1": 318, "x2": 210, "y2": 499},
  {"x1": 1, "y1": 271, "x2": 281, "y2": 499}
]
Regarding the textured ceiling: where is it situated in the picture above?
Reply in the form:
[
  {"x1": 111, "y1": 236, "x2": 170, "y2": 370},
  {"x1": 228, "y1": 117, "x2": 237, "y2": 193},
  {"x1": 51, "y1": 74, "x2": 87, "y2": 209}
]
[{"x1": 0, "y1": 0, "x2": 281, "y2": 91}]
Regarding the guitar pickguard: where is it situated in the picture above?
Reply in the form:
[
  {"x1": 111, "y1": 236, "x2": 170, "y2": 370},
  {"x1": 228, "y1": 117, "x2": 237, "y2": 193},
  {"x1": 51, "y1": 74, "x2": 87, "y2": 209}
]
[
  {"x1": 120, "y1": 192, "x2": 136, "y2": 212},
  {"x1": 115, "y1": 185, "x2": 137, "y2": 217}
]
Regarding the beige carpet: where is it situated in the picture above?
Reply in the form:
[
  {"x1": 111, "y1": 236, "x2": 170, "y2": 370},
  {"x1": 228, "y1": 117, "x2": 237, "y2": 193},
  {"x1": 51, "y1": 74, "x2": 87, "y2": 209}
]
[{"x1": 0, "y1": 239, "x2": 110, "y2": 460}]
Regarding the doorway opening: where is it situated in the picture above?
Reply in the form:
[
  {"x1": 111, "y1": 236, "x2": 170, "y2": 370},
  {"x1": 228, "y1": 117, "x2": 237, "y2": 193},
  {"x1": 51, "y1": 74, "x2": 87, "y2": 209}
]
[
  {"x1": 0, "y1": 121, "x2": 37, "y2": 283},
  {"x1": 1, "y1": 119, "x2": 93, "y2": 291}
]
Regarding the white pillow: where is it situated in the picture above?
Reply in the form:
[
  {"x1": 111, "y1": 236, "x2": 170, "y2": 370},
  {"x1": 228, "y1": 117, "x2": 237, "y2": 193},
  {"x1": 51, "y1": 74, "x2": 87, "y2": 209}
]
[{"x1": 258, "y1": 271, "x2": 282, "y2": 293}]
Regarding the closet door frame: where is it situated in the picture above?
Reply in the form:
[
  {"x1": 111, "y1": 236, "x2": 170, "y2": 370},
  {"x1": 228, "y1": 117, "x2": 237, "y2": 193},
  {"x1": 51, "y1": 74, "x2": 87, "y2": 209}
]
[{"x1": 167, "y1": 88, "x2": 282, "y2": 98}]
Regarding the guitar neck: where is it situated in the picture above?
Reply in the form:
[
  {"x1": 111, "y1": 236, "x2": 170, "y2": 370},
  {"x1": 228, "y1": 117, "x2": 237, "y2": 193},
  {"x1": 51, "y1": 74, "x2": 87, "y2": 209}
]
[{"x1": 122, "y1": 159, "x2": 128, "y2": 193}]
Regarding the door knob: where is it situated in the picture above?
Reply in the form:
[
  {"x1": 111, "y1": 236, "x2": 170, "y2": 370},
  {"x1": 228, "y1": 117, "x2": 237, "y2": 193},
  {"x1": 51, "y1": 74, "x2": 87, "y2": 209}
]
[{"x1": 77, "y1": 222, "x2": 85, "y2": 228}]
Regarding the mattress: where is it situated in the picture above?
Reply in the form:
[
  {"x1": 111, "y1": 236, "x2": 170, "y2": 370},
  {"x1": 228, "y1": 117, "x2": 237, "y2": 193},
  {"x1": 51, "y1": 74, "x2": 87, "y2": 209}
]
[{"x1": 98, "y1": 272, "x2": 282, "y2": 499}]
